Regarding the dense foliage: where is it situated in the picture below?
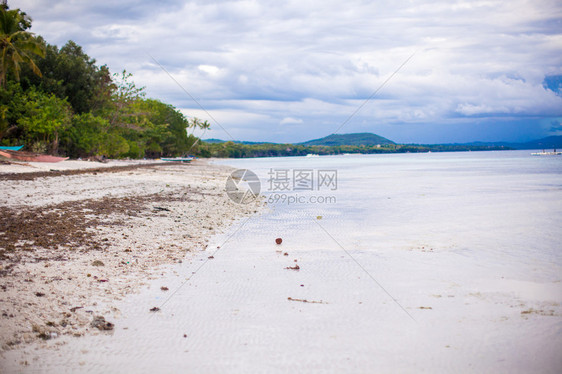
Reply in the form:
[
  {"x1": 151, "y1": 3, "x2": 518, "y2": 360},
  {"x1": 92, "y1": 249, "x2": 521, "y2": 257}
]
[{"x1": 0, "y1": 4, "x2": 206, "y2": 158}]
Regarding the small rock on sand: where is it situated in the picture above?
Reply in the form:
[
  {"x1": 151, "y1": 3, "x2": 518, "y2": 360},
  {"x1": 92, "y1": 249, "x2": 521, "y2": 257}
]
[{"x1": 91, "y1": 316, "x2": 114, "y2": 330}]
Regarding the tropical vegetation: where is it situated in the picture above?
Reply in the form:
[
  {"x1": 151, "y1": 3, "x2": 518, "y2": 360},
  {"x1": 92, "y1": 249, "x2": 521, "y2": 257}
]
[
  {"x1": 0, "y1": 3, "x2": 207, "y2": 158},
  {"x1": 197, "y1": 141, "x2": 511, "y2": 158}
]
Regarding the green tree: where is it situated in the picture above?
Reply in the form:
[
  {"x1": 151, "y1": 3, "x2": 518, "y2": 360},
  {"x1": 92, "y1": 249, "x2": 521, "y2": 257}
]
[
  {"x1": 185, "y1": 117, "x2": 210, "y2": 154},
  {"x1": 0, "y1": 4, "x2": 215, "y2": 159},
  {"x1": 0, "y1": 5, "x2": 44, "y2": 88},
  {"x1": 140, "y1": 100, "x2": 204, "y2": 157},
  {"x1": 105, "y1": 70, "x2": 147, "y2": 130},
  {"x1": 19, "y1": 40, "x2": 110, "y2": 114},
  {"x1": 17, "y1": 88, "x2": 72, "y2": 154},
  {"x1": 99, "y1": 132, "x2": 129, "y2": 158},
  {"x1": 61, "y1": 112, "x2": 108, "y2": 158},
  {"x1": 0, "y1": 80, "x2": 23, "y2": 141},
  {"x1": 56, "y1": 41, "x2": 106, "y2": 114}
]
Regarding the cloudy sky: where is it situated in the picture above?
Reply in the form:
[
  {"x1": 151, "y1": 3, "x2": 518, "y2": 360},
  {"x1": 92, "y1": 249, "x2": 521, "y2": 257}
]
[{"x1": 16, "y1": 0, "x2": 562, "y2": 143}]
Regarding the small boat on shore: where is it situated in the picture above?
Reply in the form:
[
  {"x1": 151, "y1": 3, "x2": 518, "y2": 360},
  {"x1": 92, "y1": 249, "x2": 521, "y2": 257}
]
[
  {"x1": 0, "y1": 149, "x2": 69, "y2": 162},
  {"x1": 0, "y1": 145, "x2": 24, "y2": 151},
  {"x1": 160, "y1": 157, "x2": 193, "y2": 163}
]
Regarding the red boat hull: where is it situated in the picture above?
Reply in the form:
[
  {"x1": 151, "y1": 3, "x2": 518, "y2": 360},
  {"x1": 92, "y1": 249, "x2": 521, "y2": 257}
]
[{"x1": 0, "y1": 149, "x2": 69, "y2": 163}]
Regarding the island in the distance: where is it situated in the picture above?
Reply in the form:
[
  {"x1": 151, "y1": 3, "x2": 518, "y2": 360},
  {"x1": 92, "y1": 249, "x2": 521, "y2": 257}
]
[{"x1": 198, "y1": 133, "x2": 562, "y2": 158}]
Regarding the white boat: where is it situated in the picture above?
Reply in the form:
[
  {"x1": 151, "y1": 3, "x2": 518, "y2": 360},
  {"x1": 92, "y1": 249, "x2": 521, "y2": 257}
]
[
  {"x1": 161, "y1": 157, "x2": 193, "y2": 162},
  {"x1": 305, "y1": 154, "x2": 319, "y2": 157},
  {"x1": 531, "y1": 149, "x2": 561, "y2": 156}
]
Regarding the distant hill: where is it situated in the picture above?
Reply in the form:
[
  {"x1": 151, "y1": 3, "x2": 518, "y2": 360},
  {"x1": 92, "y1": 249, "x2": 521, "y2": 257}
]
[
  {"x1": 202, "y1": 138, "x2": 275, "y2": 145},
  {"x1": 203, "y1": 132, "x2": 395, "y2": 146},
  {"x1": 514, "y1": 135, "x2": 562, "y2": 150},
  {"x1": 203, "y1": 138, "x2": 227, "y2": 144},
  {"x1": 299, "y1": 133, "x2": 395, "y2": 146},
  {"x1": 459, "y1": 135, "x2": 562, "y2": 150},
  {"x1": 203, "y1": 134, "x2": 561, "y2": 149}
]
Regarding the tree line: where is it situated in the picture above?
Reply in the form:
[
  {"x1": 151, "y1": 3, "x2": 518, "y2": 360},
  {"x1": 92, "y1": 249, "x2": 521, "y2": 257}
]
[
  {"x1": 0, "y1": 4, "x2": 208, "y2": 158},
  {"x1": 197, "y1": 141, "x2": 511, "y2": 158}
]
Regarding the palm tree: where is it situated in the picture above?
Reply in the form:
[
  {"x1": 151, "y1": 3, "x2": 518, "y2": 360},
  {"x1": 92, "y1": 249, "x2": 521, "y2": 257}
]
[
  {"x1": 0, "y1": 5, "x2": 45, "y2": 88},
  {"x1": 186, "y1": 117, "x2": 211, "y2": 154}
]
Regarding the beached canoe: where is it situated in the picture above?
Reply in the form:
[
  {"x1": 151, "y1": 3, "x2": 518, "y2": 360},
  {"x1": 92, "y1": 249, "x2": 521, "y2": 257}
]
[
  {"x1": 0, "y1": 145, "x2": 24, "y2": 151},
  {"x1": 161, "y1": 157, "x2": 193, "y2": 162},
  {"x1": 0, "y1": 149, "x2": 69, "y2": 162}
]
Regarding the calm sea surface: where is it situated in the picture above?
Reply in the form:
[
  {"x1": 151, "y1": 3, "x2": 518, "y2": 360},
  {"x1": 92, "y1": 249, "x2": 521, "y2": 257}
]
[{"x1": 219, "y1": 150, "x2": 562, "y2": 277}]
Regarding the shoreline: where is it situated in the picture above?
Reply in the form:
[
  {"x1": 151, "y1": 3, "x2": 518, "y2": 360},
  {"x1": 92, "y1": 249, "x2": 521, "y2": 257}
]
[
  {"x1": 0, "y1": 160, "x2": 184, "y2": 181},
  {"x1": 0, "y1": 159, "x2": 263, "y2": 351}
]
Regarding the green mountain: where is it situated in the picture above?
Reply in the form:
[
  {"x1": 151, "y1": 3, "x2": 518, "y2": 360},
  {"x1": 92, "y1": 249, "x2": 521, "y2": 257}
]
[
  {"x1": 203, "y1": 138, "x2": 276, "y2": 145},
  {"x1": 458, "y1": 135, "x2": 562, "y2": 150},
  {"x1": 515, "y1": 135, "x2": 562, "y2": 150},
  {"x1": 203, "y1": 134, "x2": 562, "y2": 149},
  {"x1": 299, "y1": 133, "x2": 395, "y2": 146}
]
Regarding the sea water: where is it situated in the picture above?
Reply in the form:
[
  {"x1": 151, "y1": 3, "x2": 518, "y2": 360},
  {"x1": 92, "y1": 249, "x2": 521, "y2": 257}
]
[
  {"x1": 220, "y1": 150, "x2": 562, "y2": 279},
  {"x1": 6, "y1": 150, "x2": 562, "y2": 373}
]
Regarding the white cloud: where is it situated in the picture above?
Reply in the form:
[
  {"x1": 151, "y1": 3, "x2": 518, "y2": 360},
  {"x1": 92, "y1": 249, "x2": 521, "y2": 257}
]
[
  {"x1": 280, "y1": 117, "x2": 303, "y2": 125},
  {"x1": 198, "y1": 65, "x2": 221, "y2": 76}
]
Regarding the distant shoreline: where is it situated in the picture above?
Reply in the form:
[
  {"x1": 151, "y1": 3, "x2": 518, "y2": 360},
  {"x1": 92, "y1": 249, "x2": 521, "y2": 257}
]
[{"x1": 194, "y1": 141, "x2": 513, "y2": 158}]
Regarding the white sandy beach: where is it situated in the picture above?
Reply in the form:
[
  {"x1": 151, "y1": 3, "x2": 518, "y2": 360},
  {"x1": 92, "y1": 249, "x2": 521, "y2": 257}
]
[
  {"x1": 0, "y1": 159, "x2": 261, "y2": 355},
  {"x1": 0, "y1": 159, "x2": 157, "y2": 174}
]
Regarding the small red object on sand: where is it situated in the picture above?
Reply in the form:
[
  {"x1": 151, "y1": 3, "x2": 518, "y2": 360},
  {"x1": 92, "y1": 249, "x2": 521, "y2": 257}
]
[{"x1": 275, "y1": 238, "x2": 282, "y2": 244}]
